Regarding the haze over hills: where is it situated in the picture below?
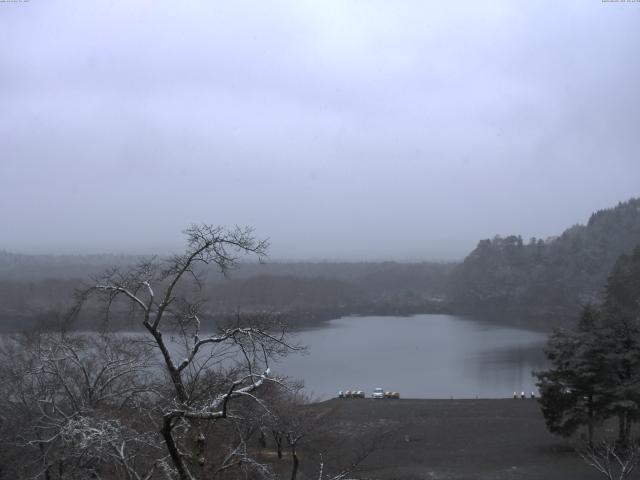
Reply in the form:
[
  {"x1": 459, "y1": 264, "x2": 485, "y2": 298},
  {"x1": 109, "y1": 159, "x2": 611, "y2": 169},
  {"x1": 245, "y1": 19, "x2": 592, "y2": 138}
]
[
  {"x1": 0, "y1": 197, "x2": 639, "y2": 330},
  {"x1": 449, "y1": 197, "x2": 640, "y2": 325}
]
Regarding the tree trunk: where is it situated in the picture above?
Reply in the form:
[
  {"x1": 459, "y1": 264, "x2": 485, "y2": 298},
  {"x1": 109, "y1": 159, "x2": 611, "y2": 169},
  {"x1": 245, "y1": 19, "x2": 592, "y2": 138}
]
[
  {"x1": 625, "y1": 415, "x2": 632, "y2": 447},
  {"x1": 37, "y1": 441, "x2": 52, "y2": 480},
  {"x1": 290, "y1": 445, "x2": 299, "y2": 480},
  {"x1": 588, "y1": 396, "x2": 594, "y2": 448},
  {"x1": 618, "y1": 412, "x2": 629, "y2": 448},
  {"x1": 196, "y1": 430, "x2": 206, "y2": 473},
  {"x1": 161, "y1": 416, "x2": 194, "y2": 480},
  {"x1": 145, "y1": 325, "x2": 188, "y2": 402},
  {"x1": 272, "y1": 431, "x2": 283, "y2": 459}
]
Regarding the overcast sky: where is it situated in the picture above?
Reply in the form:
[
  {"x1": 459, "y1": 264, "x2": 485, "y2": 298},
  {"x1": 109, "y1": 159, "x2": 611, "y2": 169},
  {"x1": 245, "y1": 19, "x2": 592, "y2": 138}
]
[{"x1": 1, "y1": 1, "x2": 639, "y2": 261}]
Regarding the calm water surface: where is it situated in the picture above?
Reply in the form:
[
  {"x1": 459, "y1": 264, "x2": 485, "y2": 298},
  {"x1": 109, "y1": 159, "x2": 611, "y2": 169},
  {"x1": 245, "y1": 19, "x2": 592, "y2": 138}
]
[{"x1": 273, "y1": 314, "x2": 548, "y2": 400}]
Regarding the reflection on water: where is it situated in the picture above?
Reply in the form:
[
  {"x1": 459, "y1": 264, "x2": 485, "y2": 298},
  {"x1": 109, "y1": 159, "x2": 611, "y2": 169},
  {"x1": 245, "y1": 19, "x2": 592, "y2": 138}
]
[{"x1": 273, "y1": 314, "x2": 548, "y2": 400}]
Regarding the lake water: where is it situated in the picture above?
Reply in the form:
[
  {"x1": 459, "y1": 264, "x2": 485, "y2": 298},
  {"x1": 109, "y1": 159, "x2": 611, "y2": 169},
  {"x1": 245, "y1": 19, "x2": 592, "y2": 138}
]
[{"x1": 272, "y1": 314, "x2": 549, "y2": 400}]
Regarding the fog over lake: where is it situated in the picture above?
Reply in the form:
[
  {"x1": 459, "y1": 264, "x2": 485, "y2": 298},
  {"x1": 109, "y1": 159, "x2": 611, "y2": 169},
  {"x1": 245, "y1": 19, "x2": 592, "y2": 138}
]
[{"x1": 274, "y1": 315, "x2": 548, "y2": 400}]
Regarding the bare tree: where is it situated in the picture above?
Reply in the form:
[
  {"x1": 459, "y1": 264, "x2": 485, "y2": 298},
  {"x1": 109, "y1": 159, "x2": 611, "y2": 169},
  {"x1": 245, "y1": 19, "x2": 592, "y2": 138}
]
[
  {"x1": 0, "y1": 331, "x2": 161, "y2": 480},
  {"x1": 578, "y1": 439, "x2": 640, "y2": 480},
  {"x1": 268, "y1": 390, "x2": 317, "y2": 480},
  {"x1": 256, "y1": 387, "x2": 372, "y2": 480},
  {"x1": 75, "y1": 224, "x2": 297, "y2": 480}
]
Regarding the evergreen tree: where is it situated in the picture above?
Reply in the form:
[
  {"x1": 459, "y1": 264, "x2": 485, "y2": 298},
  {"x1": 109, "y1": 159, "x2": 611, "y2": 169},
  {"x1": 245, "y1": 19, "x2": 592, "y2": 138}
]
[
  {"x1": 605, "y1": 245, "x2": 640, "y2": 323},
  {"x1": 601, "y1": 245, "x2": 640, "y2": 446},
  {"x1": 535, "y1": 306, "x2": 608, "y2": 444},
  {"x1": 536, "y1": 245, "x2": 640, "y2": 446}
]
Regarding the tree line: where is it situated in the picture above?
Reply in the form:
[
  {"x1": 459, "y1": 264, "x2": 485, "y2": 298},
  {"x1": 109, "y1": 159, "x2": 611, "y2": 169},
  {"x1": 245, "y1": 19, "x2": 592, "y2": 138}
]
[
  {"x1": 0, "y1": 258, "x2": 453, "y2": 332},
  {"x1": 535, "y1": 244, "x2": 640, "y2": 477},
  {"x1": 449, "y1": 198, "x2": 640, "y2": 327},
  {"x1": 2, "y1": 197, "x2": 640, "y2": 332}
]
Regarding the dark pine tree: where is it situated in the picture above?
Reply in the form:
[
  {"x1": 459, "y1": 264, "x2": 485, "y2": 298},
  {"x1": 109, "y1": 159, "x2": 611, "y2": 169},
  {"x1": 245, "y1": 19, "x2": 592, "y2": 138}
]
[
  {"x1": 601, "y1": 245, "x2": 640, "y2": 446},
  {"x1": 536, "y1": 245, "x2": 640, "y2": 447},
  {"x1": 535, "y1": 305, "x2": 609, "y2": 445}
]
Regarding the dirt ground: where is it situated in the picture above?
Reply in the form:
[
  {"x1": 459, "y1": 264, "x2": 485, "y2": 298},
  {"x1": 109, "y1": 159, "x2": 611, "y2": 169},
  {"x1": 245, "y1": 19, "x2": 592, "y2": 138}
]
[{"x1": 291, "y1": 398, "x2": 603, "y2": 480}]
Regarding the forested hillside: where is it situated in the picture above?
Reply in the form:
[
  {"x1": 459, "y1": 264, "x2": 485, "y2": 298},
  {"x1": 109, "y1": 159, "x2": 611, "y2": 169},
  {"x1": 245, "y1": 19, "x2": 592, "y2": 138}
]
[
  {"x1": 2, "y1": 198, "x2": 639, "y2": 331},
  {"x1": 0, "y1": 255, "x2": 453, "y2": 331},
  {"x1": 448, "y1": 198, "x2": 640, "y2": 326}
]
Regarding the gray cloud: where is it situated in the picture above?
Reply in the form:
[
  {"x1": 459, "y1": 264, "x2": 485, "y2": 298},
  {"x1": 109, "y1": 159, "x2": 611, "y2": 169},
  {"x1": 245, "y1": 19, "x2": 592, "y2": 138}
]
[{"x1": 1, "y1": 1, "x2": 639, "y2": 260}]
